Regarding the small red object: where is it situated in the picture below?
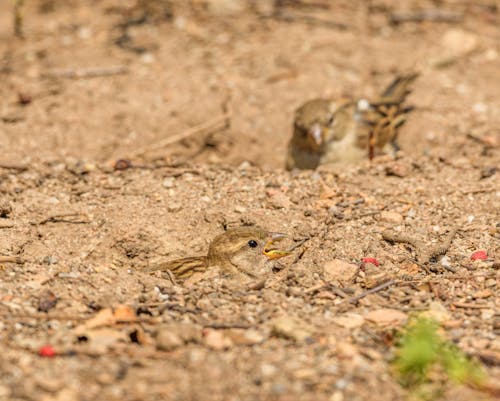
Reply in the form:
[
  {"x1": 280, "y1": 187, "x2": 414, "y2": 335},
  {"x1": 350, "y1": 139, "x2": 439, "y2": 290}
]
[
  {"x1": 361, "y1": 257, "x2": 380, "y2": 267},
  {"x1": 470, "y1": 250, "x2": 487, "y2": 261},
  {"x1": 39, "y1": 345, "x2": 56, "y2": 357}
]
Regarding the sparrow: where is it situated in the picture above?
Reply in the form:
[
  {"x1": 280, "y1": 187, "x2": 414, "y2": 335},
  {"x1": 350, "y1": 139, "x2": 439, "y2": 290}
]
[
  {"x1": 285, "y1": 73, "x2": 418, "y2": 170},
  {"x1": 145, "y1": 227, "x2": 291, "y2": 282}
]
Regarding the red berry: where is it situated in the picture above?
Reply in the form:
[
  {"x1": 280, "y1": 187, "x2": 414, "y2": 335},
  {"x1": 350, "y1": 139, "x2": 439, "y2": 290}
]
[
  {"x1": 361, "y1": 257, "x2": 380, "y2": 267},
  {"x1": 470, "y1": 250, "x2": 487, "y2": 261},
  {"x1": 39, "y1": 345, "x2": 56, "y2": 357}
]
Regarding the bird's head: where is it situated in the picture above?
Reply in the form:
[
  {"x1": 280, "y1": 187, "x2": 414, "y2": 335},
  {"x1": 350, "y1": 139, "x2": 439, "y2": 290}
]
[
  {"x1": 294, "y1": 99, "x2": 336, "y2": 151},
  {"x1": 207, "y1": 226, "x2": 291, "y2": 278}
]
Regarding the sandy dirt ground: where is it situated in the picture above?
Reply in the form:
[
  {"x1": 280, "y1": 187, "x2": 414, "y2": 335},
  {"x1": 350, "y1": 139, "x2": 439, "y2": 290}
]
[{"x1": 0, "y1": 1, "x2": 499, "y2": 400}]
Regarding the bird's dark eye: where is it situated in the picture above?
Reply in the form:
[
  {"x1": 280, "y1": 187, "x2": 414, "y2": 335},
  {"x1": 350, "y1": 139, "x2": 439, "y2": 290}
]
[{"x1": 248, "y1": 240, "x2": 258, "y2": 248}]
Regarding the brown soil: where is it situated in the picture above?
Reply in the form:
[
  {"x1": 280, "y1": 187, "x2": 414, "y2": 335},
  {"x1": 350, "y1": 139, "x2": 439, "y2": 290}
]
[{"x1": 0, "y1": 1, "x2": 499, "y2": 400}]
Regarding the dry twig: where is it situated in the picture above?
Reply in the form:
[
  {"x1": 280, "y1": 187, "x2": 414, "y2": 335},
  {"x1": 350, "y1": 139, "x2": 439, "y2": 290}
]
[
  {"x1": 0, "y1": 162, "x2": 28, "y2": 171},
  {"x1": 33, "y1": 212, "x2": 90, "y2": 225},
  {"x1": 132, "y1": 113, "x2": 230, "y2": 157},
  {"x1": 452, "y1": 302, "x2": 492, "y2": 310},
  {"x1": 0, "y1": 256, "x2": 24, "y2": 264},
  {"x1": 272, "y1": 10, "x2": 349, "y2": 30},
  {"x1": 347, "y1": 279, "x2": 395, "y2": 304},
  {"x1": 382, "y1": 227, "x2": 459, "y2": 272},
  {"x1": 389, "y1": 9, "x2": 463, "y2": 24},
  {"x1": 42, "y1": 65, "x2": 129, "y2": 79}
]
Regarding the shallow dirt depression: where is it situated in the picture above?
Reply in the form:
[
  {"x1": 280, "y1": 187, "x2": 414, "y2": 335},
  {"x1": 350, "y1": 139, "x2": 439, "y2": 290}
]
[{"x1": 0, "y1": 1, "x2": 499, "y2": 401}]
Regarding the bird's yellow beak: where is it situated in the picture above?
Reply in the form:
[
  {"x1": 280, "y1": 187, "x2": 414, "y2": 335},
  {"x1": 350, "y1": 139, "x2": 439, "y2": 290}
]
[{"x1": 263, "y1": 232, "x2": 292, "y2": 260}]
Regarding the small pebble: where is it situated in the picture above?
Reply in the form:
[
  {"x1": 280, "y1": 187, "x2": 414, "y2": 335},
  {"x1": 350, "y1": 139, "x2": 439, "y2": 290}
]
[
  {"x1": 380, "y1": 211, "x2": 403, "y2": 224},
  {"x1": 234, "y1": 205, "x2": 247, "y2": 213},
  {"x1": 162, "y1": 178, "x2": 175, "y2": 188}
]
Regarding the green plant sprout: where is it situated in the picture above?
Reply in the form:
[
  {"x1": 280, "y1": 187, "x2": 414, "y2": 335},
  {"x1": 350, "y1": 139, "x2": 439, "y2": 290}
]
[{"x1": 394, "y1": 317, "x2": 485, "y2": 395}]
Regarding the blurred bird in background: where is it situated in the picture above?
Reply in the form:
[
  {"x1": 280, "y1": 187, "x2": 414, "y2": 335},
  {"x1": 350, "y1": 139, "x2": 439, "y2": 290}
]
[
  {"x1": 146, "y1": 226, "x2": 291, "y2": 282},
  {"x1": 286, "y1": 73, "x2": 418, "y2": 170}
]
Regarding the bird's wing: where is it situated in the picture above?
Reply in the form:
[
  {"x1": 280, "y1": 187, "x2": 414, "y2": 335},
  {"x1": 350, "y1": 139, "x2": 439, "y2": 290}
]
[
  {"x1": 145, "y1": 256, "x2": 208, "y2": 280},
  {"x1": 355, "y1": 72, "x2": 418, "y2": 152},
  {"x1": 377, "y1": 72, "x2": 419, "y2": 105}
]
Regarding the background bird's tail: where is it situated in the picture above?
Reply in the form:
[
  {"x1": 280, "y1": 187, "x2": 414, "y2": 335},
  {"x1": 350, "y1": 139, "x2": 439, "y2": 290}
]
[
  {"x1": 378, "y1": 72, "x2": 419, "y2": 105},
  {"x1": 145, "y1": 256, "x2": 208, "y2": 280}
]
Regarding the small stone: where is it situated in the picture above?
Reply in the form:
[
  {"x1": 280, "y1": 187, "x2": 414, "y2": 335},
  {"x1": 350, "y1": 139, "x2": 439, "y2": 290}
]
[
  {"x1": 238, "y1": 161, "x2": 251, "y2": 170},
  {"x1": 385, "y1": 163, "x2": 408, "y2": 178},
  {"x1": 333, "y1": 313, "x2": 365, "y2": 329},
  {"x1": 78, "y1": 26, "x2": 92, "y2": 40},
  {"x1": 271, "y1": 383, "x2": 286, "y2": 395},
  {"x1": 441, "y1": 29, "x2": 478, "y2": 56},
  {"x1": 380, "y1": 211, "x2": 403, "y2": 224},
  {"x1": 156, "y1": 330, "x2": 183, "y2": 351},
  {"x1": 481, "y1": 309, "x2": 495, "y2": 320},
  {"x1": 440, "y1": 255, "x2": 451, "y2": 269},
  {"x1": 292, "y1": 368, "x2": 316, "y2": 380},
  {"x1": 226, "y1": 329, "x2": 265, "y2": 345},
  {"x1": 37, "y1": 289, "x2": 58, "y2": 312},
  {"x1": 35, "y1": 376, "x2": 64, "y2": 392},
  {"x1": 141, "y1": 53, "x2": 155, "y2": 64},
  {"x1": 206, "y1": 0, "x2": 245, "y2": 15},
  {"x1": 472, "y1": 289, "x2": 492, "y2": 299},
  {"x1": 234, "y1": 205, "x2": 247, "y2": 213},
  {"x1": 162, "y1": 178, "x2": 175, "y2": 188},
  {"x1": 203, "y1": 329, "x2": 233, "y2": 350},
  {"x1": 336, "y1": 342, "x2": 358, "y2": 359},
  {"x1": 322, "y1": 259, "x2": 358, "y2": 283},
  {"x1": 67, "y1": 160, "x2": 95, "y2": 175},
  {"x1": 480, "y1": 166, "x2": 497, "y2": 179},
  {"x1": 42, "y1": 255, "x2": 58, "y2": 265},
  {"x1": 421, "y1": 301, "x2": 451, "y2": 323},
  {"x1": 167, "y1": 202, "x2": 182, "y2": 212},
  {"x1": 365, "y1": 308, "x2": 407, "y2": 327},
  {"x1": 157, "y1": 323, "x2": 202, "y2": 348},
  {"x1": 271, "y1": 315, "x2": 314, "y2": 342},
  {"x1": 260, "y1": 363, "x2": 277, "y2": 377},
  {"x1": 484, "y1": 278, "x2": 496, "y2": 288},
  {"x1": 266, "y1": 188, "x2": 291, "y2": 209},
  {"x1": 472, "y1": 102, "x2": 488, "y2": 114}
]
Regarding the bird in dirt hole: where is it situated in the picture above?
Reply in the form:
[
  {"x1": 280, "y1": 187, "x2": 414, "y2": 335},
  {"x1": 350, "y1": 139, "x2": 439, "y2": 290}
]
[
  {"x1": 286, "y1": 72, "x2": 419, "y2": 170},
  {"x1": 145, "y1": 226, "x2": 291, "y2": 283}
]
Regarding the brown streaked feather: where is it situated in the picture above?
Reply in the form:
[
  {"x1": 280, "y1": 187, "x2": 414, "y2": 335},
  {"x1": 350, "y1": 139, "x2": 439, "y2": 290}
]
[
  {"x1": 377, "y1": 72, "x2": 419, "y2": 105},
  {"x1": 146, "y1": 256, "x2": 208, "y2": 280},
  {"x1": 356, "y1": 72, "x2": 418, "y2": 152}
]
